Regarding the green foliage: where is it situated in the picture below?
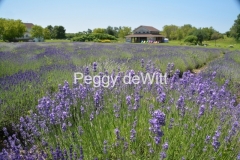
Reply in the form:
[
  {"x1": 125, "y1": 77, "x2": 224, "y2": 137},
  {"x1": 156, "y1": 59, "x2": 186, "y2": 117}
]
[
  {"x1": 225, "y1": 31, "x2": 231, "y2": 37},
  {"x1": 65, "y1": 33, "x2": 75, "y2": 39},
  {"x1": 52, "y1": 25, "x2": 66, "y2": 39},
  {"x1": 106, "y1": 26, "x2": 118, "y2": 37},
  {"x1": 31, "y1": 25, "x2": 44, "y2": 39},
  {"x1": 0, "y1": 18, "x2": 26, "y2": 42},
  {"x1": 100, "y1": 39, "x2": 111, "y2": 43},
  {"x1": 184, "y1": 35, "x2": 197, "y2": 45},
  {"x1": 43, "y1": 28, "x2": 51, "y2": 39},
  {"x1": 93, "y1": 28, "x2": 106, "y2": 34},
  {"x1": 72, "y1": 33, "x2": 117, "y2": 42},
  {"x1": 230, "y1": 14, "x2": 240, "y2": 41},
  {"x1": 118, "y1": 26, "x2": 131, "y2": 38},
  {"x1": 46, "y1": 25, "x2": 54, "y2": 38},
  {"x1": 192, "y1": 28, "x2": 207, "y2": 45},
  {"x1": 180, "y1": 24, "x2": 196, "y2": 38}
]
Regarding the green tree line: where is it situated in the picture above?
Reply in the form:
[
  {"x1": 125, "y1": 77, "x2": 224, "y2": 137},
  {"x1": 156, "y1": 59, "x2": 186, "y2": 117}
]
[
  {"x1": 162, "y1": 24, "x2": 223, "y2": 45},
  {"x1": 67, "y1": 26, "x2": 131, "y2": 42}
]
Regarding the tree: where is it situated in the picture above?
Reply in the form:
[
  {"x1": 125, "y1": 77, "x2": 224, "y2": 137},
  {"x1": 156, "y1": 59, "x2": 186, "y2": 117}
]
[
  {"x1": 66, "y1": 33, "x2": 75, "y2": 39},
  {"x1": 57, "y1": 26, "x2": 66, "y2": 39},
  {"x1": 106, "y1": 26, "x2": 115, "y2": 36},
  {"x1": 193, "y1": 28, "x2": 207, "y2": 45},
  {"x1": 46, "y1": 25, "x2": 54, "y2": 38},
  {"x1": 93, "y1": 28, "x2": 106, "y2": 34},
  {"x1": 31, "y1": 25, "x2": 44, "y2": 39},
  {"x1": 0, "y1": 18, "x2": 5, "y2": 39},
  {"x1": 51, "y1": 25, "x2": 66, "y2": 39},
  {"x1": 180, "y1": 24, "x2": 195, "y2": 38},
  {"x1": 43, "y1": 28, "x2": 51, "y2": 39},
  {"x1": 162, "y1": 25, "x2": 179, "y2": 40},
  {"x1": 211, "y1": 32, "x2": 222, "y2": 46},
  {"x1": 113, "y1": 27, "x2": 119, "y2": 37},
  {"x1": 225, "y1": 31, "x2": 231, "y2": 37},
  {"x1": 52, "y1": 26, "x2": 59, "y2": 39},
  {"x1": 87, "y1": 29, "x2": 92, "y2": 34},
  {"x1": 230, "y1": 14, "x2": 240, "y2": 41},
  {"x1": 176, "y1": 28, "x2": 183, "y2": 40},
  {"x1": 0, "y1": 19, "x2": 26, "y2": 42},
  {"x1": 184, "y1": 35, "x2": 197, "y2": 45},
  {"x1": 202, "y1": 27, "x2": 215, "y2": 41},
  {"x1": 118, "y1": 26, "x2": 131, "y2": 38}
]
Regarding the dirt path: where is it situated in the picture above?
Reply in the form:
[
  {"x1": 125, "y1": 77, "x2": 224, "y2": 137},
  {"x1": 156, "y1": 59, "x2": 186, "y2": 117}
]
[
  {"x1": 192, "y1": 52, "x2": 225, "y2": 75},
  {"x1": 192, "y1": 65, "x2": 208, "y2": 75}
]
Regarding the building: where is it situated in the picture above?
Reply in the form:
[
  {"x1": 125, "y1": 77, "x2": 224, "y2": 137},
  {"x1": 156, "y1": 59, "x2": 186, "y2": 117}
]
[
  {"x1": 23, "y1": 23, "x2": 34, "y2": 39},
  {"x1": 17, "y1": 23, "x2": 44, "y2": 42},
  {"x1": 125, "y1": 25, "x2": 165, "y2": 43}
]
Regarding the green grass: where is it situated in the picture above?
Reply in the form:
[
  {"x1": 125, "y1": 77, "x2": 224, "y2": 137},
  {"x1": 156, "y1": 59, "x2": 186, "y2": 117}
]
[
  {"x1": 45, "y1": 39, "x2": 71, "y2": 42},
  {"x1": 162, "y1": 37, "x2": 240, "y2": 50}
]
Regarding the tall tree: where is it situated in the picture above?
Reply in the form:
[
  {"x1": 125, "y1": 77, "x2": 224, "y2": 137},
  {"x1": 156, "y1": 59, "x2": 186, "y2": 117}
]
[
  {"x1": 56, "y1": 26, "x2": 66, "y2": 39},
  {"x1": 43, "y1": 27, "x2": 51, "y2": 39},
  {"x1": 211, "y1": 32, "x2": 222, "y2": 46},
  {"x1": 0, "y1": 18, "x2": 6, "y2": 39},
  {"x1": 31, "y1": 25, "x2": 44, "y2": 39},
  {"x1": 118, "y1": 26, "x2": 131, "y2": 38},
  {"x1": 87, "y1": 29, "x2": 92, "y2": 34},
  {"x1": 46, "y1": 25, "x2": 54, "y2": 38},
  {"x1": 52, "y1": 26, "x2": 59, "y2": 39},
  {"x1": 93, "y1": 28, "x2": 106, "y2": 34},
  {"x1": 1, "y1": 19, "x2": 26, "y2": 42},
  {"x1": 106, "y1": 26, "x2": 115, "y2": 36},
  {"x1": 202, "y1": 27, "x2": 215, "y2": 40},
  {"x1": 180, "y1": 24, "x2": 195, "y2": 38},
  {"x1": 193, "y1": 28, "x2": 207, "y2": 45},
  {"x1": 230, "y1": 14, "x2": 240, "y2": 41},
  {"x1": 162, "y1": 25, "x2": 179, "y2": 40}
]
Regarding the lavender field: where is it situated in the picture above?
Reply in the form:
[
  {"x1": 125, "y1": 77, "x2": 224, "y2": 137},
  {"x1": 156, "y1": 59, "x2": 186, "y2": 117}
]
[{"x1": 0, "y1": 42, "x2": 239, "y2": 159}]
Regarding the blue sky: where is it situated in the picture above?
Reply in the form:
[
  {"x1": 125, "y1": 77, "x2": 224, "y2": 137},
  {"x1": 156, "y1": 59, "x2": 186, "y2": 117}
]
[{"x1": 0, "y1": 0, "x2": 239, "y2": 33}]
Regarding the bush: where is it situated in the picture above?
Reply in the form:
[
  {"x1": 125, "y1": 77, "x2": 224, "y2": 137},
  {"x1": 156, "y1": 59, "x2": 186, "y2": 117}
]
[
  {"x1": 184, "y1": 35, "x2": 198, "y2": 45},
  {"x1": 100, "y1": 39, "x2": 111, "y2": 43},
  {"x1": 71, "y1": 33, "x2": 117, "y2": 42}
]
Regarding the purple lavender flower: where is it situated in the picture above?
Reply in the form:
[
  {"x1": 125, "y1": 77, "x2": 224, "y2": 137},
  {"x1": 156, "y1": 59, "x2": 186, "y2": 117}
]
[
  {"x1": 2, "y1": 127, "x2": 8, "y2": 137},
  {"x1": 62, "y1": 123, "x2": 67, "y2": 132},
  {"x1": 79, "y1": 146, "x2": 84, "y2": 160},
  {"x1": 162, "y1": 142, "x2": 168, "y2": 150},
  {"x1": 115, "y1": 128, "x2": 120, "y2": 140},
  {"x1": 237, "y1": 153, "x2": 240, "y2": 160},
  {"x1": 212, "y1": 130, "x2": 221, "y2": 151},
  {"x1": 130, "y1": 129, "x2": 136, "y2": 141},
  {"x1": 160, "y1": 151, "x2": 167, "y2": 159},
  {"x1": 141, "y1": 59, "x2": 144, "y2": 68},
  {"x1": 103, "y1": 140, "x2": 107, "y2": 154},
  {"x1": 198, "y1": 105, "x2": 205, "y2": 117},
  {"x1": 93, "y1": 62, "x2": 97, "y2": 72},
  {"x1": 149, "y1": 110, "x2": 165, "y2": 144},
  {"x1": 152, "y1": 110, "x2": 166, "y2": 126}
]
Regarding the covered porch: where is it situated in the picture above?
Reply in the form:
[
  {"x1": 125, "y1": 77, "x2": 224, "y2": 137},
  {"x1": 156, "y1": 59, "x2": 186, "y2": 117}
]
[{"x1": 125, "y1": 34, "x2": 165, "y2": 43}]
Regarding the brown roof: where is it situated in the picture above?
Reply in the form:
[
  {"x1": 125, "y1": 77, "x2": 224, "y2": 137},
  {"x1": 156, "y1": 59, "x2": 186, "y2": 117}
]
[
  {"x1": 23, "y1": 23, "x2": 34, "y2": 29},
  {"x1": 133, "y1": 25, "x2": 160, "y2": 32},
  {"x1": 125, "y1": 34, "x2": 164, "y2": 38}
]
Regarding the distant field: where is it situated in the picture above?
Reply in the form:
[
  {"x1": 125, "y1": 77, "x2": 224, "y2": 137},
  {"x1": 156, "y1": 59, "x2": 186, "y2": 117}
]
[{"x1": 163, "y1": 37, "x2": 240, "y2": 50}]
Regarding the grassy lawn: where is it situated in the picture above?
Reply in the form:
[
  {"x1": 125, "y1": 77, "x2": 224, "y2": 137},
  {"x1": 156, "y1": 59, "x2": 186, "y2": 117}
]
[
  {"x1": 45, "y1": 39, "x2": 71, "y2": 42},
  {"x1": 162, "y1": 36, "x2": 240, "y2": 50}
]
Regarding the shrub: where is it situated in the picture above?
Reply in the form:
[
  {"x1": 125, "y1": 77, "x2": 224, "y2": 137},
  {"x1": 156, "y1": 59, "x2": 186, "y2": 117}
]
[
  {"x1": 71, "y1": 33, "x2": 117, "y2": 42},
  {"x1": 100, "y1": 39, "x2": 111, "y2": 43},
  {"x1": 184, "y1": 35, "x2": 198, "y2": 45}
]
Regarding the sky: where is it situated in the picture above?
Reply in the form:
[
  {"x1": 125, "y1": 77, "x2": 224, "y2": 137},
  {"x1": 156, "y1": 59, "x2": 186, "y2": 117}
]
[{"x1": 0, "y1": 0, "x2": 239, "y2": 33}]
